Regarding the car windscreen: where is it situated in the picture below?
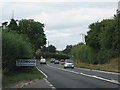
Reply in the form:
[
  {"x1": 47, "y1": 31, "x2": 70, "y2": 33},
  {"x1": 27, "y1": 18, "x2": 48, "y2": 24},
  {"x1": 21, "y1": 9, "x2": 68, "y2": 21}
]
[{"x1": 65, "y1": 59, "x2": 73, "y2": 63}]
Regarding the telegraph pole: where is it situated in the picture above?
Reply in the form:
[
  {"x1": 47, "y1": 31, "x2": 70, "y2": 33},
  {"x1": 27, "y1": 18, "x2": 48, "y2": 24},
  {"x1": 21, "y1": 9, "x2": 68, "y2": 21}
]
[
  {"x1": 48, "y1": 41, "x2": 49, "y2": 52},
  {"x1": 80, "y1": 34, "x2": 85, "y2": 44},
  {"x1": 47, "y1": 40, "x2": 50, "y2": 58}
]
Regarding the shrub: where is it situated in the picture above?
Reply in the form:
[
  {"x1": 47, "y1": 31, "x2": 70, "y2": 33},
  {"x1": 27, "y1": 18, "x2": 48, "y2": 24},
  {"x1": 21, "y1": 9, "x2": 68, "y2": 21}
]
[
  {"x1": 36, "y1": 52, "x2": 69, "y2": 60},
  {"x1": 70, "y1": 44, "x2": 95, "y2": 64},
  {"x1": 2, "y1": 31, "x2": 33, "y2": 73}
]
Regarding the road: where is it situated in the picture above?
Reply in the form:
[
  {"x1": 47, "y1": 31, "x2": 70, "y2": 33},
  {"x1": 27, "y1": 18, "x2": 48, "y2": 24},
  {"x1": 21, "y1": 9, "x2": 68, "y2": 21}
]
[{"x1": 36, "y1": 62, "x2": 119, "y2": 89}]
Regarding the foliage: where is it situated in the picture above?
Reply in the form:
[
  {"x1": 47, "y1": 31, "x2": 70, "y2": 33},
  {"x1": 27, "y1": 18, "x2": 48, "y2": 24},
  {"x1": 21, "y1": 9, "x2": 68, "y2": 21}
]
[
  {"x1": 2, "y1": 22, "x2": 8, "y2": 30},
  {"x1": 8, "y1": 19, "x2": 18, "y2": 31},
  {"x1": 70, "y1": 15, "x2": 119, "y2": 64},
  {"x1": 36, "y1": 52, "x2": 69, "y2": 60},
  {"x1": 18, "y1": 19, "x2": 46, "y2": 50},
  {"x1": 85, "y1": 22, "x2": 101, "y2": 50},
  {"x1": 114, "y1": 14, "x2": 120, "y2": 56},
  {"x1": 41, "y1": 44, "x2": 56, "y2": 53},
  {"x1": 75, "y1": 57, "x2": 120, "y2": 73},
  {"x1": 5, "y1": 19, "x2": 46, "y2": 51},
  {"x1": 70, "y1": 44, "x2": 94, "y2": 64},
  {"x1": 48, "y1": 45, "x2": 56, "y2": 53},
  {"x1": 63, "y1": 45, "x2": 72, "y2": 54},
  {"x1": 2, "y1": 31, "x2": 33, "y2": 73}
]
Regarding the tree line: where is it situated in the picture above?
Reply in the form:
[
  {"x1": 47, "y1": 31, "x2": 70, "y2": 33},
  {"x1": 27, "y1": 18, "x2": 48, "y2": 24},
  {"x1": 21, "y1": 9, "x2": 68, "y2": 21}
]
[
  {"x1": 63, "y1": 14, "x2": 119, "y2": 64},
  {"x1": 2, "y1": 19, "x2": 47, "y2": 73},
  {"x1": 2, "y1": 19, "x2": 69, "y2": 73}
]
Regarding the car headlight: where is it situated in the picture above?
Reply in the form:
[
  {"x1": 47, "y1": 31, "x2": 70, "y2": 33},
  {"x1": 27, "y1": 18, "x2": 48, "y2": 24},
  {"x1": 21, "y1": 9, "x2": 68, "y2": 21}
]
[{"x1": 64, "y1": 64, "x2": 67, "y2": 66}]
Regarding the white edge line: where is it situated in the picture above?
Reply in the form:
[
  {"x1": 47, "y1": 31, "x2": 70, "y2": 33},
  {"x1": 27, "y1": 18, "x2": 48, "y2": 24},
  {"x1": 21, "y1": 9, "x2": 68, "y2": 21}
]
[
  {"x1": 36, "y1": 66, "x2": 56, "y2": 89},
  {"x1": 59, "y1": 62, "x2": 119, "y2": 75},
  {"x1": 36, "y1": 66, "x2": 48, "y2": 78},
  {"x1": 75, "y1": 67, "x2": 119, "y2": 75},
  {"x1": 47, "y1": 64, "x2": 120, "y2": 85}
]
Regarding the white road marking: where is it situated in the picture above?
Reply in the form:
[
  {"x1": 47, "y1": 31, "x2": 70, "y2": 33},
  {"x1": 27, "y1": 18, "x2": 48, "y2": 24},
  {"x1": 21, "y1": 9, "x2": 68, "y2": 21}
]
[
  {"x1": 50, "y1": 84, "x2": 53, "y2": 87},
  {"x1": 75, "y1": 67, "x2": 119, "y2": 75},
  {"x1": 36, "y1": 66, "x2": 56, "y2": 89},
  {"x1": 56, "y1": 62, "x2": 119, "y2": 75},
  {"x1": 47, "y1": 64, "x2": 120, "y2": 85},
  {"x1": 52, "y1": 87, "x2": 56, "y2": 89},
  {"x1": 44, "y1": 78, "x2": 56, "y2": 89},
  {"x1": 36, "y1": 66, "x2": 48, "y2": 78}
]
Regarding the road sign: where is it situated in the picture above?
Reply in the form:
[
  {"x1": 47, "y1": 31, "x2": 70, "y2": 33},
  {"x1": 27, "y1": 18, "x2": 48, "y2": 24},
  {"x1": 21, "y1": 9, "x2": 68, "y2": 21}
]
[{"x1": 16, "y1": 59, "x2": 36, "y2": 66}]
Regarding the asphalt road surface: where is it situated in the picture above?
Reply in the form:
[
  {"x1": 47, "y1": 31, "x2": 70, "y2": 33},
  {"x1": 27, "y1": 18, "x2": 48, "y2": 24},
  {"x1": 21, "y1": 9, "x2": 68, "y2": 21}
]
[{"x1": 36, "y1": 62, "x2": 119, "y2": 89}]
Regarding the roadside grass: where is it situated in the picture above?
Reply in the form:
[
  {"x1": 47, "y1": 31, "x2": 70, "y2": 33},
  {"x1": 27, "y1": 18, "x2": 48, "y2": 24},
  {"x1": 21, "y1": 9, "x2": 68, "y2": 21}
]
[
  {"x1": 75, "y1": 57, "x2": 120, "y2": 73},
  {"x1": 2, "y1": 67, "x2": 45, "y2": 88},
  {"x1": 46, "y1": 58, "x2": 51, "y2": 62}
]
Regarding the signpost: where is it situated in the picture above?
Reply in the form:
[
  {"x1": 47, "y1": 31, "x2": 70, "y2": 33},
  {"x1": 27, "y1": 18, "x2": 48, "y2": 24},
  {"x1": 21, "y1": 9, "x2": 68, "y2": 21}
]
[{"x1": 16, "y1": 59, "x2": 36, "y2": 66}]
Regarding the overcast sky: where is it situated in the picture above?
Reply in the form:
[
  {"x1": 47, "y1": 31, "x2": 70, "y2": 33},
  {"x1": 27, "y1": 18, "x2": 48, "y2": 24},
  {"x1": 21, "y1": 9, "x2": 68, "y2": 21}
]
[{"x1": 0, "y1": 0, "x2": 119, "y2": 50}]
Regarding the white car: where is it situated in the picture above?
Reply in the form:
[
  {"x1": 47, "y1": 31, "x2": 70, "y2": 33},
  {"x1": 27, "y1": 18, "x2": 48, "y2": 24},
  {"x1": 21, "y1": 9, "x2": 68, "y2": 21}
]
[
  {"x1": 40, "y1": 58, "x2": 46, "y2": 64},
  {"x1": 64, "y1": 59, "x2": 74, "y2": 69}
]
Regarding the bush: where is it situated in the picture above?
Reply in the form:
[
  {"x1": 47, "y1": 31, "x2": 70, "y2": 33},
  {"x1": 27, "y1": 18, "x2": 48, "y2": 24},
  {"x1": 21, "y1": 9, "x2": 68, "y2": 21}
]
[
  {"x1": 70, "y1": 44, "x2": 95, "y2": 64},
  {"x1": 2, "y1": 31, "x2": 33, "y2": 73},
  {"x1": 36, "y1": 52, "x2": 69, "y2": 60},
  {"x1": 70, "y1": 44, "x2": 118, "y2": 64},
  {"x1": 95, "y1": 48, "x2": 118, "y2": 64}
]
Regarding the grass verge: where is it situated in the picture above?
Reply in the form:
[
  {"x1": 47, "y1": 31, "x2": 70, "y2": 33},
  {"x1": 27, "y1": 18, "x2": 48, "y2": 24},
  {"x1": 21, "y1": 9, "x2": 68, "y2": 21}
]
[
  {"x1": 2, "y1": 67, "x2": 45, "y2": 88},
  {"x1": 74, "y1": 57, "x2": 120, "y2": 73}
]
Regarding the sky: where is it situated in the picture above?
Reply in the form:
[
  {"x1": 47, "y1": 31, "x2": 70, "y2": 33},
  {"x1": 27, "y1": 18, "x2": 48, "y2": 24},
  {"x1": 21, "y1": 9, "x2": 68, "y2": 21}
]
[{"x1": 0, "y1": 0, "x2": 119, "y2": 50}]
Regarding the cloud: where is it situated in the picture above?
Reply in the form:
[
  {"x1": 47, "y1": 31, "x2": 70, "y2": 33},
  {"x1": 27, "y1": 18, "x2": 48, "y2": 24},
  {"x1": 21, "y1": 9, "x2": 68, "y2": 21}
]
[
  {"x1": 1, "y1": 0, "x2": 119, "y2": 2},
  {"x1": 45, "y1": 28, "x2": 83, "y2": 50},
  {"x1": 1, "y1": 1, "x2": 118, "y2": 50},
  {"x1": 30, "y1": 4, "x2": 116, "y2": 29}
]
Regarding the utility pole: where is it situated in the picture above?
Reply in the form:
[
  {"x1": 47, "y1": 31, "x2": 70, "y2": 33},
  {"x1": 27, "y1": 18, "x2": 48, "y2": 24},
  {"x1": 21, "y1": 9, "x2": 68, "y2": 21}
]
[
  {"x1": 80, "y1": 34, "x2": 85, "y2": 44},
  {"x1": 47, "y1": 40, "x2": 50, "y2": 58},
  {"x1": 48, "y1": 41, "x2": 49, "y2": 52}
]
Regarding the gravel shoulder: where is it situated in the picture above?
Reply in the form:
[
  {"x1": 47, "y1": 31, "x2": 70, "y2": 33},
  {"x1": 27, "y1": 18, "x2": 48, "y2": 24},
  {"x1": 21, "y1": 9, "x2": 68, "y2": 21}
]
[{"x1": 10, "y1": 78, "x2": 52, "y2": 88}]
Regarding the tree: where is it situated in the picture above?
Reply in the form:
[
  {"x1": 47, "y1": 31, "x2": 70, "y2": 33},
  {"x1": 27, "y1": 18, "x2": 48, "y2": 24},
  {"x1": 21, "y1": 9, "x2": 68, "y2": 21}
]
[
  {"x1": 98, "y1": 19, "x2": 116, "y2": 49},
  {"x1": 63, "y1": 45, "x2": 72, "y2": 54},
  {"x1": 18, "y1": 19, "x2": 46, "y2": 51},
  {"x1": 2, "y1": 31, "x2": 33, "y2": 73},
  {"x1": 48, "y1": 45, "x2": 56, "y2": 53},
  {"x1": 2, "y1": 22, "x2": 8, "y2": 30},
  {"x1": 85, "y1": 22, "x2": 101, "y2": 50},
  {"x1": 8, "y1": 19, "x2": 18, "y2": 31},
  {"x1": 85, "y1": 16, "x2": 118, "y2": 64},
  {"x1": 114, "y1": 14, "x2": 120, "y2": 56}
]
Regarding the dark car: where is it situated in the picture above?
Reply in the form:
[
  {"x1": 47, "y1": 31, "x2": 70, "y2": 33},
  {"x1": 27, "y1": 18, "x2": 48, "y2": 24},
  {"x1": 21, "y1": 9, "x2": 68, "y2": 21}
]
[
  {"x1": 50, "y1": 58, "x2": 55, "y2": 63},
  {"x1": 54, "y1": 60, "x2": 59, "y2": 64}
]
